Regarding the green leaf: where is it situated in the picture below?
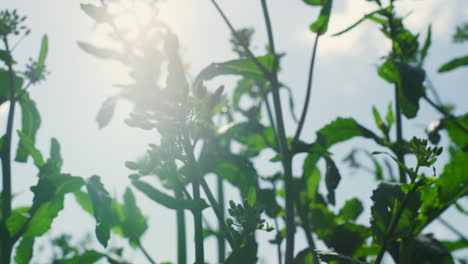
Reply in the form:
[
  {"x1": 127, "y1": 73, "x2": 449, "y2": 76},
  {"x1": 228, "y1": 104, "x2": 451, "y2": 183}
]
[
  {"x1": 303, "y1": 0, "x2": 323, "y2": 6},
  {"x1": 443, "y1": 239, "x2": 468, "y2": 252},
  {"x1": 14, "y1": 237, "x2": 35, "y2": 264},
  {"x1": 80, "y1": 3, "x2": 108, "y2": 23},
  {"x1": 372, "y1": 106, "x2": 386, "y2": 133},
  {"x1": 324, "y1": 156, "x2": 341, "y2": 205},
  {"x1": 247, "y1": 187, "x2": 257, "y2": 207},
  {"x1": 6, "y1": 207, "x2": 30, "y2": 237},
  {"x1": 417, "y1": 151, "x2": 468, "y2": 231},
  {"x1": 316, "y1": 117, "x2": 377, "y2": 149},
  {"x1": 371, "y1": 183, "x2": 422, "y2": 244},
  {"x1": 446, "y1": 114, "x2": 468, "y2": 150},
  {"x1": 419, "y1": 25, "x2": 432, "y2": 67},
  {"x1": 16, "y1": 131, "x2": 44, "y2": 168},
  {"x1": 385, "y1": 102, "x2": 394, "y2": 128},
  {"x1": 122, "y1": 188, "x2": 148, "y2": 247},
  {"x1": 86, "y1": 175, "x2": 112, "y2": 247},
  {"x1": 15, "y1": 92, "x2": 41, "y2": 162},
  {"x1": 61, "y1": 250, "x2": 105, "y2": 264},
  {"x1": 77, "y1": 41, "x2": 119, "y2": 59},
  {"x1": 0, "y1": 71, "x2": 24, "y2": 105},
  {"x1": 332, "y1": 7, "x2": 390, "y2": 36},
  {"x1": 339, "y1": 198, "x2": 364, "y2": 221},
  {"x1": 378, "y1": 60, "x2": 425, "y2": 118},
  {"x1": 132, "y1": 179, "x2": 208, "y2": 211},
  {"x1": 96, "y1": 96, "x2": 117, "y2": 129},
  {"x1": 310, "y1": 0, "x2": 333, "y2": 36},
  {"x1": 74, "y1": 190, "x2": 94, "y2": 215},
  {"x1": 194, "y1": 54, "x2": 276, "y2": 85},
  {"x1": 257, "y1": 189, "x2": 281, "y2": 218},
  {"x1": 315, "y1": 250, "x2": 369, "y2": 264},
  {"x1": 438, "y1": 55, "x2": 468, "y2": 73},
  {"x1": 37, "y1": 34, "x2": 48, "y2": 67}
]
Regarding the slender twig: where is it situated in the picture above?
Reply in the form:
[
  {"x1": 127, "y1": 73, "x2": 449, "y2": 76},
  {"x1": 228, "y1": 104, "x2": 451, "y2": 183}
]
[
  {"x1": 182, "y1": 131, "x2": 205, "y2": 264},
  {"x1": 259, "y1": 1, "x2": 296, "y2": 263},
  {"x1": 138, "y1": 243, "x2": 157, "y2": 264},
  {"x1": 209, "y1": 0, "x2": 271, "y2": 79},
  {"x1": 438, "y1": 217, "x2": 467, "y2": 240},
  {"x1": 424, "y1": 95, "x2": 468, "y2": 134},
  {"x1": 294, "y1": 33, "x2": 320, "y2": 141},
  {"x1": 274, "y1": 217, "x2": 283, "y2": 264},
  {"x1": 1, "y1": 36, "x2": 18, "y2": 264}
]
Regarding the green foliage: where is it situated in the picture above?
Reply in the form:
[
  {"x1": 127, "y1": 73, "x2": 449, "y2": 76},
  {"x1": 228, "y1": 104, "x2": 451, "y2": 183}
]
[{"x1": 85, "y1": 175, "x2": 112, "y2": 248}]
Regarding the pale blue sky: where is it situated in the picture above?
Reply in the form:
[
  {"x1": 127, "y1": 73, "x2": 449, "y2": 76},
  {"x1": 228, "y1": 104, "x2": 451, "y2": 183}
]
[{"x1": 2, "y1": 0, "x2": 468, "y2": 263}]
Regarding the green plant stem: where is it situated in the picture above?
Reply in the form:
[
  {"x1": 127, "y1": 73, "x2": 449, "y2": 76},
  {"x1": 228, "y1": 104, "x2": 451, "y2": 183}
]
[
  {"x1": 138, "y1": 243, "x2": 157, "y2": 264},
  {"x1": 1, "y1": 36, "x2": 17, "y2": 264},
  {"x1": 274, "y1": 217, "x2": 283, "y2": 264},
  {"x1": 216, "y1": 176, "x2": 225, "y2": 263},
  {"x1": 294, "y1": 196, "x2": 320, "y2": 264},
  {"x1": 386, "y1": 8, "x2": 407, "y2": 184},
  {"x1": 294, "y1": 33, "x2": 320, "y2": 141},
  {"x1": 182, "y1": 131, "x2": 205, "y2": 264},
  {"x1": 424, "y1": 95, "x2": 468, "y2": 134},
  {"x1": 259, "y1": 1, "x2": 295, "y2": 263},
  {"x1": 374, "y1": 185, "x2": 417, "y2": 264},
  {"x1": 174, "y1": 188, "x2": 187, "y2": 264}
]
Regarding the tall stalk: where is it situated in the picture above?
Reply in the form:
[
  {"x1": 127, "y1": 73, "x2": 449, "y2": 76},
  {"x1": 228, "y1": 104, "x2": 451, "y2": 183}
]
[
  {"x1": 174, "y1": 188, "x2": 187, "y2": 264},
  {"x1": 0, "y1": 36, "x2": 18, "y2": 264},
  {"x1": 216, "y1": 176, "x2": 225, "y2": 262},
  {"x1": 259, "y1": 1, "x2": 295, "y2": 262},
  {"x1": 182, "y1": 131, "x2": 204, "y2": 264}
]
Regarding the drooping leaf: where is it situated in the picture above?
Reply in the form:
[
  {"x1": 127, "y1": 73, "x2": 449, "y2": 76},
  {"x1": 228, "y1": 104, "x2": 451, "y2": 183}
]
[
  {"x1": 324, "y1": 156, "x2": 341, "y2": 205},
  {"x1": 132, "y1": 179, "x2": 207, "y2": 211},
  {"x1": 438, "y1": 55, "x2": 468, "y2": 73},
  {"x1": 80, "y1": 3, "x2": 108, "y2": 23},
  {"x1": 15, "y1": 92, "x2": 41, "y2": 162},
  {"x1": 14, "y1": 237, "x2": 35, "y2": 264},
  {"x1": 86, "y1": 175, "x2": 113, "y2": 247},
  {"x1": 339, "y1": 198, "x2": 364, "y2": 221},
  {"x1": 315, "y1": 118, "x2": 378, "y2": 149},
  {"x1": 77, "y1": 41, "x2": 119, "y2": 60},
  {"x1": 332, "y1": 7, "x2": 391, "y2": 36},
  {"x1": 315, "y1": 250, "x2": 369, "y2": 264},
  {"x1": 74, "y1": 190, "x2": 94, "y2": 215},
  {"x1": 310, "y1": 0, "x2": 333, "y2": 36},
  {"x1": 122, "y1": 188, "x2": 148, "y2": 247},
  {"x1": 378, "y1": 60, "x2": 425, "y2": 118},
  {"x1": 96, "y1": 96, "x2": 117, "y2": 129}
]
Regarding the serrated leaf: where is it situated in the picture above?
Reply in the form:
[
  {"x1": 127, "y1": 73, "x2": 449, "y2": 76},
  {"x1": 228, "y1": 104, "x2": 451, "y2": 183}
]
[
  {"x1": 339, "y1": 198, "x2": 364, "y2": 221},
  {"x1": 96, "y1": 96, "x2": 117, "y2": 129},
  {"x1": 122, "y1": 188, "x2": 148, "y2": 247},
  {"x1": 316, "y1": 117, "x2": 377, "y2": 149},
  {"x1": 371, "y1": 183, "x2": 422, "y2": 244},
  {"x1": 86, "y1": 175, "x2": 112, "y2": 247},
  {"x1": 378, "y1": 60, "x2": 425, "y2": 118},
  {"x1": 438, "y1": 55, "x2": 468, "y2": 73},
  {"x1": 15, "y1": 92, "x2": 41, "y2": 162}
]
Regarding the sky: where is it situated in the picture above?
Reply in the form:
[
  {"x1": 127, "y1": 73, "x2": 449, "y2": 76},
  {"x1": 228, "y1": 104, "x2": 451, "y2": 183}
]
[{"x1": 1, "y1": 0, "x2": 468, "y2": 263}]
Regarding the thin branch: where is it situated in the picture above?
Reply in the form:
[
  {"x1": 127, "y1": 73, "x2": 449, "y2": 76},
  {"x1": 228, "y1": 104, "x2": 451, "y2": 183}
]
[
  {"x1": 424, "y1": 95, "x2": 468, "y2": 134},
  {"x1": 209, "y1": 0, "x2": 272, "y2": 79},
  {"x1": 294, "y1": 33, "x2": 320, "y2": 141},
  {"x1": 438, "y1": 217, "x2": 467, "y2": 240},
  {"x1": 138, "y1": 243, "x2": 157, "y2": 264}
]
